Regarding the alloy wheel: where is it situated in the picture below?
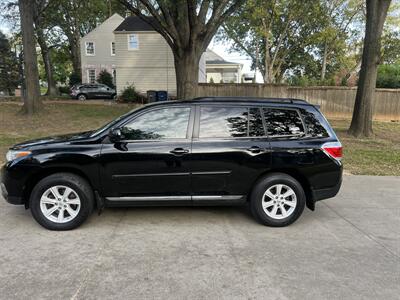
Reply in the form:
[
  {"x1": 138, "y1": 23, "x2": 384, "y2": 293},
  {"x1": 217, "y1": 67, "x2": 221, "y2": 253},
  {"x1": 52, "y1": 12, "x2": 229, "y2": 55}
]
[
  {"x1": 262, "y1": 184, "x2": 297, "y2": 220},
  {"x1": 40, "y1": 185, "x2": 81, "y2": 223}
]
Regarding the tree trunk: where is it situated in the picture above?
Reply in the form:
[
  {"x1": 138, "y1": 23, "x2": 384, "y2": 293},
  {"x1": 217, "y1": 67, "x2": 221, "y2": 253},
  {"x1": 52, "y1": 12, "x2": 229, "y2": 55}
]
[
  {"x1": 19, "y1": 0, "x2": 42, "y2": 115},
  {"x1": 254, "y1": 41, "x2": 259, "y2": 83},
  {"x1": 321, "y1": 42, "x2": 328, "y2": 80},
  {"x1": 263, "y1": 36, "x2": 272, "y2": 84},
  {"x1": 348, "y1": 0, "x2": 391, "y2": 137},
  {"x1": 36, "y1": 28, "x2": 58, "y2": 96},
  {"x1": 71, "y1": 31, "x2": 82, "y2": 76},
  {"x1": 174, "y1": 49, "x2": 201, "y2": 99},
  {"x1": 66, "y1": 30, "x2": 82, "y2": 76}
]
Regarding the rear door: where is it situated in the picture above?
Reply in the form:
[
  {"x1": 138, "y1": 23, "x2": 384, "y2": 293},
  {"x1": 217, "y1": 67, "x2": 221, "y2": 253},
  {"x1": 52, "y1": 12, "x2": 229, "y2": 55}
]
[
  {"x1": 262, "y1": 105, "x2": 315, "y2": 168},
  {"x1": 97, "y1": 85, "x2": 111, "y2": 98},
  {"x1": 190, "y1": 104, "x2": 271, "y2": 204}
]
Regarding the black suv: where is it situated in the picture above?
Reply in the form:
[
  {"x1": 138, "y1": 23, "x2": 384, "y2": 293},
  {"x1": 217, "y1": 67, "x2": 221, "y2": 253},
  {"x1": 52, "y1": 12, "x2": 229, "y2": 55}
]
[
  {"x1": 1, "y1": 97, "x2": 342, "y2": 230},
  {"x1": 70, "y1": 84, "x2": 116, "y2": 100}
]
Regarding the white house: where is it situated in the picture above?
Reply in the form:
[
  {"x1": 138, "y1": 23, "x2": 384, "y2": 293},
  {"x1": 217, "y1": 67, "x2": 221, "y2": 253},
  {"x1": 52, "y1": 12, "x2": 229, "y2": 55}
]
[
  {"x1": 80, "y1": 14, "x2": 207, "y2": 96},
  {"x1": 205, "y1": 49, "x2": 243, "y2": 83},
  {"x1": 80, "y1": 13, "x2": 124, "y2": 86}
]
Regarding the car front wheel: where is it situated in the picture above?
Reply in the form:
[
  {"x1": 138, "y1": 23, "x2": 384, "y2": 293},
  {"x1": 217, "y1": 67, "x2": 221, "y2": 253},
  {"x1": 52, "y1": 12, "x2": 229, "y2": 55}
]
[
  {"x1": 250, "y1": 173, "x2": 306, "y2": 227},
  {"x1": 30, "y1": 173, "x2": 94, "y2": 230}
]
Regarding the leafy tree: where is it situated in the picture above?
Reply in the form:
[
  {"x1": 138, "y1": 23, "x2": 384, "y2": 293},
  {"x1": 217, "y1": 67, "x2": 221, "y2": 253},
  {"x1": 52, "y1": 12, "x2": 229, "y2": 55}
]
[
  {"x1": 51, "y1": 46, "x2": 73, "y2": 84},
  {"x1": 220, "y1": 0, "x2": 326, "y2": 83},
  {"x1": 19, "y1": 0, "x2": 42, "y2": 114},
  {"x1": 56, "y1": 0, "x2": 127, "y2": 76},
  {"x1": 56, "y1": 1, "x2": 104, "y2": 76},
  {"x1": 381, "y1": 31, "x2": 400, "y2": 64},
  {"x1": 119, "y1": 0, "x2": 244, "y2": 99},
  {"x1": 33, "y1": 0, "x2": 60, "y2": 96},
  {"x1": 97, "y1": 69, "x2": 115, "y2": 88},
  {"x1": 348, "y1": 0, "x2": 392, "y2": 137},
  {"x1": 220, "y1": 0, "x2": 365, "y2": 84},
  {"x1": 0, "y1": 31, "x2": 20, "y2": 95}
]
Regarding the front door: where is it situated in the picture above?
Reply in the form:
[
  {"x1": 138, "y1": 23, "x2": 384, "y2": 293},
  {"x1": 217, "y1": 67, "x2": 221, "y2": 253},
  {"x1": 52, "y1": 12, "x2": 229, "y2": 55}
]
[
  {"x1": 190, "y1": 105, "x2": 271, "y2": 204},
  {"x1": 100, "y1": 105, "x2": 194, "y2": 203}
]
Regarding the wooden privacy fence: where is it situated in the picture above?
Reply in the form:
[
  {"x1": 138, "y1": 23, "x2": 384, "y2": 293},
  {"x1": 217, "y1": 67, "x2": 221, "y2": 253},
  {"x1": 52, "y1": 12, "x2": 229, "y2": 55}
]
[{"x1": 195, "y1": 84, "x2": 400, "y2": 121}]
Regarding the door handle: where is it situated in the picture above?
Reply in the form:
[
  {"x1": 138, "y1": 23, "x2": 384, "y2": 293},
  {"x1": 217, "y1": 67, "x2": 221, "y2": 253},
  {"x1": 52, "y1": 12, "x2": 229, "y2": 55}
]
[
  {"x1": 246, "y1": 146, "x2": 264, "y2": 153},
  {"x1": 170, "y1": 148, "x2": 189, "y2": 155}
]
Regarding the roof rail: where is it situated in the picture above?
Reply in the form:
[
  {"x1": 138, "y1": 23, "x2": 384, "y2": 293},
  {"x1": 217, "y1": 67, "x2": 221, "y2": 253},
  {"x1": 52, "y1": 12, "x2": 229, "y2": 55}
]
[{"x1": 192, "y1": 96, "x2": 308, "y2": 104}]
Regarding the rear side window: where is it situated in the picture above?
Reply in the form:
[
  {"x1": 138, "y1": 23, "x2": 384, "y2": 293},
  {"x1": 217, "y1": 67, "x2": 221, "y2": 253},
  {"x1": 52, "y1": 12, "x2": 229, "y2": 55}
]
[
  {"x1": 249, "y1": 108, "x2": 265, "y2": 137},
  {"x1": 263, "y1": 108, "x2": 304, "y2": 137},
  {"x1": 298, "y1": 108, "x2": 329, "y2": 138},
  {"x1": 199, "y1": 106, "x2": 248, "y2": 138}
]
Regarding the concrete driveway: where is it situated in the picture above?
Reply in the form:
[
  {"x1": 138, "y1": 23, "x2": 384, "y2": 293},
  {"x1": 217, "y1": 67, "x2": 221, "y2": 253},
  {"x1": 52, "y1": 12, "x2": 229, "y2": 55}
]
[{"x1": 0, "y1": 175, "x2": 399, "y2": 300}]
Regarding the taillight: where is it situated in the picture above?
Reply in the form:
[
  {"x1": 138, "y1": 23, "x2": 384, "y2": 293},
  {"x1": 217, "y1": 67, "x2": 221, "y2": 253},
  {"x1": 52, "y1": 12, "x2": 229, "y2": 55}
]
[{"x1": 322, "y1": 142, "x2": 342, "y2": 161}]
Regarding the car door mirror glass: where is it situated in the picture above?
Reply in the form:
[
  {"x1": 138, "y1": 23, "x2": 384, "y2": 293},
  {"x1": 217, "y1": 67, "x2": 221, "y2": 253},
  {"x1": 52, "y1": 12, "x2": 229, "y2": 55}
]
[{"x1": 109, "y1": 128, "x2": 123, "y2": 142}]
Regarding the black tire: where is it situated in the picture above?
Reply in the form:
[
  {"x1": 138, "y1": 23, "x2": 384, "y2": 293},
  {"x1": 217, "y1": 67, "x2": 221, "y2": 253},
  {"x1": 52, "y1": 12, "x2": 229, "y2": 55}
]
[
  {"x1": 77, "y1": 94, "x2": 87, "y2": 101},
  {"x1": 30, "y1": 173, "x2": 94, "y2": 230},
  {"x1": 111, "y1": 93, "x2": 117, "y2": 100},
  {"x1": 250, "y1": 173, "x2": 306, "y2": 227}
]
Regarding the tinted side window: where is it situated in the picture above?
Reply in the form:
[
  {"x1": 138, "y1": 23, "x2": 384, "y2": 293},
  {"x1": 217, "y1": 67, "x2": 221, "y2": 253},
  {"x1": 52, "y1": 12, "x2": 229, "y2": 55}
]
[
  {"x1": 199, "y1": 106, "x2": 248, "y2": 138},
  {"x1": 121, "y1": 107, "x2": 190, "y2": 140},
  {"x1": 249, "y1": 108, "x2": 265, "y2": 137},
  {"x1": 263, "y1": 108, "x2": 304, "y2": 137},
  {"x1": 298, "y1": 108, "x2": 329, "y2": 138}
]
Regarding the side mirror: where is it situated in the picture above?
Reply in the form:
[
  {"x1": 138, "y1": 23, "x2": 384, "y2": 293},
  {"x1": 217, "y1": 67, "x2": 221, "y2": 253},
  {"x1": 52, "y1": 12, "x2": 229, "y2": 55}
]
[{"x1": 109, "y1": 128, "x2": 123, "y2": 142}]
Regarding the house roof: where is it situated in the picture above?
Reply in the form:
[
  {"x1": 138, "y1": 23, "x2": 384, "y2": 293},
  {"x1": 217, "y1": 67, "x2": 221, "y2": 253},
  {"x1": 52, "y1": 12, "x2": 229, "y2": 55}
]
[
  {"x1": 82, "y1": 13, "x2": 124, "y2": 39},
  {"x1": 205, "y1": 49, "x2": 242, "y2": 67},
  {"x1": 114, "y1": 16, "x2": 156, "y2": 32}
]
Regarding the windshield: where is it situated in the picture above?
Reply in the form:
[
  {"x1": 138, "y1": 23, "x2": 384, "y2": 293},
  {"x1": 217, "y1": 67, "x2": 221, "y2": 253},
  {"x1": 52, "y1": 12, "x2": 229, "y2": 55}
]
[{"x1": 90, "y1": 108, "x2": 140, "y2": 137}]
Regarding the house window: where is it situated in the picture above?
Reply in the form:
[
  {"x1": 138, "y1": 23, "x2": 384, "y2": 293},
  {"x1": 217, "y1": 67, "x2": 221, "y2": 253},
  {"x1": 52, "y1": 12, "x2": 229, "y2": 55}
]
[
  {"x1": 128, "y1": 34, "x2": 139, "y2": 50},
  {"x1": 87, "y1": 69, "x2": 96, "y2": 83},
  {"x1": 85, "y1": 42, "x2": 95, "y2": 56},
  {"x1": 111, "y1": 42, "x2": 115, "y2": 56}
]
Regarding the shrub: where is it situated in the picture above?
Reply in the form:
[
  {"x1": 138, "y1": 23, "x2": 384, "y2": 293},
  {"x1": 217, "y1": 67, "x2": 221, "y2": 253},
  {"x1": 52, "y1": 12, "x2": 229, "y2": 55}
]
[
  {"x1": 376, "y1": 64, "x2": 400, "y2": 88},
  {"x1": 209, "y1": 77, "x2": 214, "y2": 83},
  {"x1": 58, "y1": 86, "x2": 70, "y2": 95},
  {"x1": 97, "y1": 69, "x2": 115, "y2": 89},
  {"x1": 68, "y1": 72, "x2": 81, "y2": 87},
  {"x1": 120, "y1": 85, "x2": 140, "y2": 103}
]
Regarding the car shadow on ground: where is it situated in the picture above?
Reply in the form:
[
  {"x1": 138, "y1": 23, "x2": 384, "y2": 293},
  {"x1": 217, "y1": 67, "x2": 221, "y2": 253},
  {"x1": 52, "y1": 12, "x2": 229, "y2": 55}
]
[{"x1": 1, "y1": 200, "x2": 316, "y2": 231}]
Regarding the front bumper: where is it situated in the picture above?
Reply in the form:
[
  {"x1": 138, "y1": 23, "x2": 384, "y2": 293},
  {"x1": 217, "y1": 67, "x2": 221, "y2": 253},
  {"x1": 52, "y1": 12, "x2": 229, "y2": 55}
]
[
  {"x1": 0, "y1": 182, "x2": 23, "y2": 204},
  {"x1": 1, "y1": 164, "x2": 27, "y2": 205}
]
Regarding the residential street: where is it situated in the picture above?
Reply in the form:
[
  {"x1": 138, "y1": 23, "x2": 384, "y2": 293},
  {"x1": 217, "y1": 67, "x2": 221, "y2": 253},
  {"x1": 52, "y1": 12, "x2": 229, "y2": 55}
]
[{"x1": 0, "y1": 175, "x2": 399, "y2": 300}]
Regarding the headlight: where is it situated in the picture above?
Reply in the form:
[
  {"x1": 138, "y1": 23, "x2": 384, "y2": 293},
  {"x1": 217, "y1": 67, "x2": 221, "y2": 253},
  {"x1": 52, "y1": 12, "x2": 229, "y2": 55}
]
[{"x1": 6, "y1": 150, "x2": 31, "y2": 162}]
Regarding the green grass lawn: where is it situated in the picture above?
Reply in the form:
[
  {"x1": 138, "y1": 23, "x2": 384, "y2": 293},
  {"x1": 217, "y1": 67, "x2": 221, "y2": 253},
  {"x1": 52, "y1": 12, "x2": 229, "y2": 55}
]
[
  {"x1": 0, "y1": 102, "x2": 399, "y2": 175},
  {"x1": 329, "y1": 119, "x2": 400, "y2": 175}
]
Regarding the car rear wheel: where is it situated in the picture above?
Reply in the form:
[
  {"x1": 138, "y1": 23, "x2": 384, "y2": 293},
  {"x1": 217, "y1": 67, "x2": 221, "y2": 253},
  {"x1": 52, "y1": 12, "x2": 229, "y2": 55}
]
[
  {"x1": 30, "y1": 173, "x2": 94, "y2": 230},
  {"x1": 77, "y1": 94, "x2": 87, "y2": 101},
  {"x1": 250, "y1": 173, "x2": 305, "y2": 227}
]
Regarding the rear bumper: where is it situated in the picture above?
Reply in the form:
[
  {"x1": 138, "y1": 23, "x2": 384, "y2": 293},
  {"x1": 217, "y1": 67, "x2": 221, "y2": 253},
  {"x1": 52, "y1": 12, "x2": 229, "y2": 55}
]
[{"x1": 312, "y1": 177, "x2": 342, "y2": 202}]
